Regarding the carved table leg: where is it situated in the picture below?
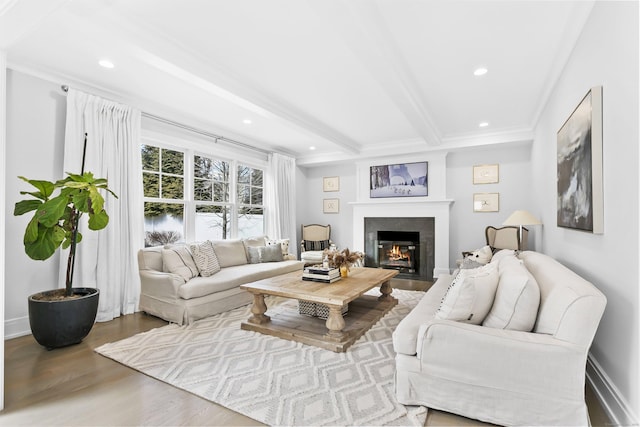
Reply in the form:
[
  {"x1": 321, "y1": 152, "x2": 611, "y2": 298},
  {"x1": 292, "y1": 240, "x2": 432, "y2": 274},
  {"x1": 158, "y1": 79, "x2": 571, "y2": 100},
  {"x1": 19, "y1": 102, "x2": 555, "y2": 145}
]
[
  {"x1": 325, "y1": 305, "x2": 346, "y2": 341},
  {"x1": 378, "y1": 280, "x2": 395, "y2": 302},
  {"x1": 248, "y1": 293, "x2": 271, "y2": 324}
]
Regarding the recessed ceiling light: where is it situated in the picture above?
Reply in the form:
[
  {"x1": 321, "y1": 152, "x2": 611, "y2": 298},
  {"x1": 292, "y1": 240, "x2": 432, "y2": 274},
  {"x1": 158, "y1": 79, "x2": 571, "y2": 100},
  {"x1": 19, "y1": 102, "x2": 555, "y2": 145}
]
[
  {"x1": 243, "y1": 119, "x2": 252, "y2": 125},
  {"x1": 309, "y1": 146, "x2": 316, "y2": 151},
  {"x1": 479, "y1": 122, "x2": 489, "y2": 128},
  {"x1": 98, "y1": 59, "x2": 114, "y2": 69},
  {"x1": 473, "y1": 67, "x2": 488, "y2": 76}
]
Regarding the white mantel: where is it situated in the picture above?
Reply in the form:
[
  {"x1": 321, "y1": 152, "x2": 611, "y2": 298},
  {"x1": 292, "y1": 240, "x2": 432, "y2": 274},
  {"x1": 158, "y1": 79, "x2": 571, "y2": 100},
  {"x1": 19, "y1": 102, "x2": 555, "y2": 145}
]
[{"x1": 351, "y1": 199, "x2": 453, "y2": 277}]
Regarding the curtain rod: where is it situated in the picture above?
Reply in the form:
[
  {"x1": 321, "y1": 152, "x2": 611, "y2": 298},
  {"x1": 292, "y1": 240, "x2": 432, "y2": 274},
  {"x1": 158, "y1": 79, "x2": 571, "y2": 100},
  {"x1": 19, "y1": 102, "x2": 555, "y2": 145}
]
[{"x1": 61, "y1": 85, "x2": 272, "y2": 156}]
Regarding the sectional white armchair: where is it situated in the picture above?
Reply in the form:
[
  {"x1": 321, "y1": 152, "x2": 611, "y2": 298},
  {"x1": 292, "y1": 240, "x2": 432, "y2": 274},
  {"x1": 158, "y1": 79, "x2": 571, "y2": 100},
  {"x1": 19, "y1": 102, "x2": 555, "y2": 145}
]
[{"x1": 393, "y1": 250, "x2": 607, "y2": 426}]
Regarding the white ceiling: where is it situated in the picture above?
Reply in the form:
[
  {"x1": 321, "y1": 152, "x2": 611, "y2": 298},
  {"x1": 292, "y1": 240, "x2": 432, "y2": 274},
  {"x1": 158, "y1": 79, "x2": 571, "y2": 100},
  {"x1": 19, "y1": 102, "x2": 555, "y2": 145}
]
[{"x1": 1, "y1": 0, "x2": 595, "y2": 165}]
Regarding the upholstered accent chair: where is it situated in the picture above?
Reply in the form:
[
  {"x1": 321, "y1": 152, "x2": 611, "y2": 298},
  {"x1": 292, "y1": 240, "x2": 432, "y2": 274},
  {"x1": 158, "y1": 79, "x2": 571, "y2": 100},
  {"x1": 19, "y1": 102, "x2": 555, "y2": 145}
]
[
  {"x1": 486, "y1": 225, "x2": 528, "y2": 251},
  {"x1": 300, "y1": 224, "x2": 333, "y2": 265}
]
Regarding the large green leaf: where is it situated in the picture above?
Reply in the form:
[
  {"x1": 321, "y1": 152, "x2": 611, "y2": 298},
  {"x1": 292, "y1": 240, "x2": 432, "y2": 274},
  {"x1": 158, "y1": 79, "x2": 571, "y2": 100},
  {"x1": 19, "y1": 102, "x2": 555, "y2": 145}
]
[
  {"x1": 18, "y1": 177, "x2": 55, "y2": 199},
  {"x1": 88, "y1": 186, "x2": 105, "y2": 214},
  {"x1": 24, "y1": 224, "x2": 65, "y2": 260},
  {"x1": 14, "y1": 199, "x2": 42, "y2": 216},
  {"x1": 36, "y1": 195, "x2": 69, "y2": 227},
  {"x1": 88, "y1": 210, "x2": 109, "y2": 230},
  {"x1": 72, "y1": 190, "x2": 90, "y2": 212},
  {"x1": 23, "y1": 216, "x2": 40, "y2": 244},
  {"x1": 61, "y1": 231, "x2": 82, "y2": 249}
]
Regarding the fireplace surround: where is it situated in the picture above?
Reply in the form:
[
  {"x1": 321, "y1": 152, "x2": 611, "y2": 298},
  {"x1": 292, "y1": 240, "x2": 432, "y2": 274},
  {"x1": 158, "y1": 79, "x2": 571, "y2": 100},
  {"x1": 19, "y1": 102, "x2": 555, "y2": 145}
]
[{"x1": 365, "y1": 218, "x2": 434, "y2": 281}]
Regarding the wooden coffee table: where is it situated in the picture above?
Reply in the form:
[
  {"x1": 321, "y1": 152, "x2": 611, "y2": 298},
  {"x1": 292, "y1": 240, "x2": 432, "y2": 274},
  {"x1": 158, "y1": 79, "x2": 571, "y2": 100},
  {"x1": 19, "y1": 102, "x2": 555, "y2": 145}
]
[{"x1": 240, "y1": 267, "x2": 398, "y2": 352}]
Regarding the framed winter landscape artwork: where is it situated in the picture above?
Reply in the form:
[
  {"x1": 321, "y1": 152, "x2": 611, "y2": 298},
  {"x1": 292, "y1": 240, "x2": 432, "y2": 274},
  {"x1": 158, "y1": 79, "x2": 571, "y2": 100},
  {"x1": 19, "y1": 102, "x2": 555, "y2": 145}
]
[
  {"x1": 557, "y1": 86, "x2": 603, "y2": 234},
  {"x1": 370, "y1": 161, "x2": 428, "y2": 198}
]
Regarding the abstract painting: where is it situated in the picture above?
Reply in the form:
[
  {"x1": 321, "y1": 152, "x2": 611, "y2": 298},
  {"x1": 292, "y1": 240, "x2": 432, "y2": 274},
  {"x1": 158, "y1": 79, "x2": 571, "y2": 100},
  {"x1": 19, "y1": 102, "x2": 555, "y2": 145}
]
[{"x1": 557, "y1": 86, "x2": 603, "y2": 233}]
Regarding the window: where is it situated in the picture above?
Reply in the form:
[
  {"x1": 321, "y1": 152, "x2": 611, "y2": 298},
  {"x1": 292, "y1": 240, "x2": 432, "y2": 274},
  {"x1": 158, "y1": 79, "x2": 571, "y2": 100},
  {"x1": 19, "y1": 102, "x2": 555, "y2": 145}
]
[
  {"x1": 237, "y1": 164, "x2": 264, "y2": 238},
  {"x1": 142, "y1": 145, "x2": 185, "y2": 246},
  {"x1": 141, "y1": 144, "x2": 265, "y2": 246}
]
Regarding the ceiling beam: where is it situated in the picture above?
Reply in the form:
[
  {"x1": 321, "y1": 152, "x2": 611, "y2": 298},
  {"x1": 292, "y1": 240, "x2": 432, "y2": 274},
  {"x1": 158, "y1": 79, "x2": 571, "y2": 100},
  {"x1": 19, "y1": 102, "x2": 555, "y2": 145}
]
[
  {"x1": 94, "y1": 10, "x2": 362, "y2": 154},
  {"x1": 311, "y1": 0, "x2": 442, "y2": 146}
]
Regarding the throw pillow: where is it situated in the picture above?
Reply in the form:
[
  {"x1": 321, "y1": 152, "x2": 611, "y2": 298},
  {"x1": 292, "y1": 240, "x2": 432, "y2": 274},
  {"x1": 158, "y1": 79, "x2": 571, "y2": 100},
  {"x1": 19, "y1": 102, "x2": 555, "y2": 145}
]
[
  {"x1": 460, "y1": 257, "x2": 484, "y2": 269},
  {"x1": 161, "y1": 246, "x2": 199, "y2": 282},
  {"x1": 435, "y1": 263, "x2": 499, "y2": 325},
  {"x1": 246, "y1": 244, "x2": 284, "y2": 263},
  {"x1": 482, "y1": 255, "x2": 541, "y2": 331},
  {"x1": 188, "y1": 241, "x2": 221, "y2": 277},
  {"x1": 305, "y1": 240, "x2": 330, "y2": 251},
  {"x1": 211, "y1": 239, "x2": 248, "y2": 267},
  {"x1": 267, "y1": 238, "x2": 290, "y2": 256}
]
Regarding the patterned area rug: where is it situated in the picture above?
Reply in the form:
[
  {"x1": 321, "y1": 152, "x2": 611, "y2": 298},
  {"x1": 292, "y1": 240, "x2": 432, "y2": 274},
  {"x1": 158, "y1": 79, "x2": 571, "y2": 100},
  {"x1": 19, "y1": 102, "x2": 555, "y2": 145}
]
[{"x1": 95, "y1": 289, "x2": 427, "y2": 426}]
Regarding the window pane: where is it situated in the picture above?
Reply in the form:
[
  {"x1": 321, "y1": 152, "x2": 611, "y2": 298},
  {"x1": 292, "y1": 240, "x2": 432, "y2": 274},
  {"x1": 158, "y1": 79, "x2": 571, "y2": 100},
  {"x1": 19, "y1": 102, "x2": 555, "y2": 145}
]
[
  {"x1": 211, "y1": 159, "x2": 229, "y2": 182},
  {"x1": 237, "y1": 165, "x2": 250, "y2": 183},
  {"x1": 237, "y1": 184, "x2": 250, "y2": 204},
  {"x1": 194, "y1": 179, "x2": 212, "y2": 201},
  {"x1": 251, "y1": 187, "x2": 263, "y2": 205},
  {"x1": 238, "y1": 206, "x2": 264, "y2": 238},
  {"x1": 213, "y1": 182, "x2": 229, "y2": 202},
  {"x1": 161, "y1": 175, "x2": 184, "y2": 199},
  {"x1": 195, "y1": 205, "x2": 231, "y2": 240},
  {"x1": 144, "y1": 202, "x2": 184, "y2": 247},
  {"x1": 141, "y1": 145, "x2": 159, "y2": 171},
  {"x1": 194, "y1": 155, "x2": 213, "y2": 179},
  {"x1": 251, "y1": 169, "x2": 263, "y2": 186},
  {"x1": 143, "y1": 172, "x2": 159, "y2": 198},
  {"x1": 162, "y1": 149, "x2": 184, "y2": 174}
]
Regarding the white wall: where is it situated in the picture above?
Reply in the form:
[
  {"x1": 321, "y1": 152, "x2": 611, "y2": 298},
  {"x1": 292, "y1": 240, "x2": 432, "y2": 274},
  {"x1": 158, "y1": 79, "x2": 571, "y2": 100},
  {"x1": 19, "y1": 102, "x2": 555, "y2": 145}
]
[
  {"x1": 531, "y1": 2, "x2": 638, "y2": 424},
  {"x1": 4, "y1": 70, "x2": 66, "y2": 338},
  {"x1": 446, "y1": 143, "x2": 535, "y2": 265},
  {"x1": 1, "y1": 49, "x2": 7, "y2": 411},
  {"x1": 295, "y1": 163, "x2": 357, "y2": 251}
]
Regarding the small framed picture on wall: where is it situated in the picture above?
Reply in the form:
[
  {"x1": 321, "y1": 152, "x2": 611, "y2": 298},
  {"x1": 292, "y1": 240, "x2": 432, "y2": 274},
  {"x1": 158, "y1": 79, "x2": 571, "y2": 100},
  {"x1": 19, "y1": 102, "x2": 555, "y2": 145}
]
[
  {"x1": 473, "y1": 164, "x2": 499, "y2": 184},
  {"x1": 323, "y1": 198, "x2": 339, "y2": 214},
  {"x1": 323, "y1": 176, "x2": 340, "y2": 192},
  {"x1": 473, "y1": 193, "x2": 499, "y2": 212}
]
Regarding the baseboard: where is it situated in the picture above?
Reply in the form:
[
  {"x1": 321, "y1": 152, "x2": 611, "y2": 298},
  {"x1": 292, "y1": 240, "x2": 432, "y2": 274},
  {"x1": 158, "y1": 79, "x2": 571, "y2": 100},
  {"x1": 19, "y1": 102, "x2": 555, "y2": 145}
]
[
  {"x1": 587, "y1": 353, "x2": 638, "y2": 426},
  {"x1": 4, "y1": 315, "x2": 31, "y2": 340}
]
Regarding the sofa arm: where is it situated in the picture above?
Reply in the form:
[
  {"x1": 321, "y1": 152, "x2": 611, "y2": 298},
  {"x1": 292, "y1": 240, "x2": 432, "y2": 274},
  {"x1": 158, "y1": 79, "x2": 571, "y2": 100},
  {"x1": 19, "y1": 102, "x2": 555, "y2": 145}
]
[
  {"x1": 417, "y1": 319, "x2": 586, "y2": 398},
  {"x1": 139, "y1": 270, "x2": 184, "y2": 300}
]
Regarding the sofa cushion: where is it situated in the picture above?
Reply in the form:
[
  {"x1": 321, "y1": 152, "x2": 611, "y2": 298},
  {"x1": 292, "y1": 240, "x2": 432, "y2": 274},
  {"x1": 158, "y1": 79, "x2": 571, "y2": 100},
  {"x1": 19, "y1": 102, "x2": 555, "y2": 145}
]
[
  {"x1": 267, "y1": 238, "x2": 290, "y2": 256},
  {"x1": 178, "y1": 259, "x2": 304, "y2": 299},
  {"x1": 435, "y1": 263, "x2": 499, "y2": 325},
  {"x1": 211, "y1": 239, "x2": 248, "y2": 267},
  {"x1": 161, "y1": 246, "x2": 199, "y2": 282},
  {"x1": 243, "y1": 235, "x2": 267, "y2": 259},
  {"x1": 189, "y1": 241, "x2": 221, "y2": 277},
  {"x1": 483, "y1": 254, "x2": 540, "y2": 331}
]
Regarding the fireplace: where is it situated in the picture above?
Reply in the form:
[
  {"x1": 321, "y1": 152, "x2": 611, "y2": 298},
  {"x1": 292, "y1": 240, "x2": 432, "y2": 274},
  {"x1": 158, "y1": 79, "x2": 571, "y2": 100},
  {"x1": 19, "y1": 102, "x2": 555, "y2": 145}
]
[
  {"x1": 364, "y1": 217, "x2": 434, "y2": 281},
  {"x1": 377, "y1": 231, "x2": 419, "y2": 276}
]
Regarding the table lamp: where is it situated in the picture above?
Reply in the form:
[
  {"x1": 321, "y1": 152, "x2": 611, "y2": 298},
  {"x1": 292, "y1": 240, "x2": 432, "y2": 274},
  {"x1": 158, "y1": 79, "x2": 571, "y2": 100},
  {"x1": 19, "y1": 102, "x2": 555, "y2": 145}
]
[{"x1": 502, "y1": 210, "x2": 542, "y2": 250}]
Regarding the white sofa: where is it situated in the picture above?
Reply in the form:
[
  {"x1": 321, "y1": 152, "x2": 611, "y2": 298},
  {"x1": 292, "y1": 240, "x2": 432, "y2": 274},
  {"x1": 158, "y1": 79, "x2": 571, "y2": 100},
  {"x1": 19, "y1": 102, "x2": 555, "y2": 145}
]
[
  {"x1": 138, "y1": 237, "x2": 304, "y2": 325},
  {"x1": 393, "y1": 250, "x2": 607, "y2": 426}
]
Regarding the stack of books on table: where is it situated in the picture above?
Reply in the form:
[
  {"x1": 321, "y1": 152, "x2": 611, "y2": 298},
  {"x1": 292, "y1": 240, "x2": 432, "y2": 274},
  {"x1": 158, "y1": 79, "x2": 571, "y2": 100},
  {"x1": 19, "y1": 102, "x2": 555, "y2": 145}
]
[{"x1": 302, "y1": 266, "x2": 341, "y2": 283}]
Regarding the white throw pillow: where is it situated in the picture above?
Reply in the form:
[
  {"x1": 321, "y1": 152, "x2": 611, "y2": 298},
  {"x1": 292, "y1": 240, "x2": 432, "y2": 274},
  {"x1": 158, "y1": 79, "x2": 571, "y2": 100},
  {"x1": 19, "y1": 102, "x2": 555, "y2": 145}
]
[
  {"x1": 483, "y1": 255, "x2": 540, "y2": 331},
  {"x1": 161, "y1": 246, "x2": 199, "y2": 282},
  {"x1": 267, "y1": 238, "x2": 290, "y2": 256},
  {"x1": 435, "y1": 263, "x2": 499, "y2": 325},
  {"x1": 189, "y1": 241, "x2": 221, "y2": 277},
  {"x1": 211, "y1": 239, "x2": 248, "y2": 267}
]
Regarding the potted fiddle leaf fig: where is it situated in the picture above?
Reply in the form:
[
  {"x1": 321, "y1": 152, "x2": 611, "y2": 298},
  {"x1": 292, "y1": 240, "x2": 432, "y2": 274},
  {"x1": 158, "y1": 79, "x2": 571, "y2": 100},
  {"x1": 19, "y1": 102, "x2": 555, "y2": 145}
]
[{"x1": 14, "y1": 136, "x2": 117, "y2": 349}]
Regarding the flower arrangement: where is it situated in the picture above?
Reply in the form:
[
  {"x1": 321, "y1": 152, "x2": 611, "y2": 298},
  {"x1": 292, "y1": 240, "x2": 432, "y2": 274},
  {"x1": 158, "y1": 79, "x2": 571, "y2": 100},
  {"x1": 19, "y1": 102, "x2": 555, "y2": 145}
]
[{"x1": 323, "y1": 247, "x2": 363, "y2": 274}]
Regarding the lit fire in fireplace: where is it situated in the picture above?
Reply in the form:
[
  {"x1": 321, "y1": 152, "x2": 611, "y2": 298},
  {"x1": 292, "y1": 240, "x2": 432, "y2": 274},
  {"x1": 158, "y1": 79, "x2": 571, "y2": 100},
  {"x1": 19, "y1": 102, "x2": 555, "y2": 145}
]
[{"x1": 387, "y1": 245, "x2": 410, "y2": 262}]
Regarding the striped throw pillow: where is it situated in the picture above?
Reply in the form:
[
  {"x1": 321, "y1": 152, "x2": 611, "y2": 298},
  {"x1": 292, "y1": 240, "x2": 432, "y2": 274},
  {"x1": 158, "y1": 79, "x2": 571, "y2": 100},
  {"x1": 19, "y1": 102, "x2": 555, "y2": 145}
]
[{"x1": 189, "y1": 241, "x2": 221, "y2": 277}]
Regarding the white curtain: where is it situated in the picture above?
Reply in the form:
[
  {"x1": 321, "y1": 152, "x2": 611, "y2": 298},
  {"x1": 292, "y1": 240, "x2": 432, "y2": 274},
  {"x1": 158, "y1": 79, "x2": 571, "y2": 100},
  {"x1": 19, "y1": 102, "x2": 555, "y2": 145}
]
[
  {"x1": 265, "y1": 153, "x2": 297, "y2": 256},
  {"x1": 61, "y1": 89, "x2": 143, "y2": 322}
]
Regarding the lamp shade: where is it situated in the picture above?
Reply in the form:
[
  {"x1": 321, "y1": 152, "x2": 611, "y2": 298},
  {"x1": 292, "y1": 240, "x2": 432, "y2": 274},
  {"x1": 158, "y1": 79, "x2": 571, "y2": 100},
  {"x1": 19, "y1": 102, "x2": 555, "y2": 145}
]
[{"x1": 502, "y1": 210, "x2": 542, "y2": 226}]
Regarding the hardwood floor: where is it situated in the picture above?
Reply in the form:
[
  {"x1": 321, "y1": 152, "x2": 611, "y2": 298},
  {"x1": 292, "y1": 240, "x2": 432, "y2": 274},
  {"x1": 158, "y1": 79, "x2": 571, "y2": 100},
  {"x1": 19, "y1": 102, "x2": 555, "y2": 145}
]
[{"x1": 3, "y1": 278, "x2": 612, "y2": 426}]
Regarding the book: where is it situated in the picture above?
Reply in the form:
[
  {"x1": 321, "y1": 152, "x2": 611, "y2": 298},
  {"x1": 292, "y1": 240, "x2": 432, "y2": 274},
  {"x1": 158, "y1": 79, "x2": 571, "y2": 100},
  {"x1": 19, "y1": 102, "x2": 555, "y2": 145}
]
[
  {"x1": 302, "y1": 276, "x2": 341, "y2": 284},
  {"x1": 303, "y1": 272, "x2": 340, "y2": 280},
  {"x1": 305, "y1": 267, "x2": 339, "y2": 276}
]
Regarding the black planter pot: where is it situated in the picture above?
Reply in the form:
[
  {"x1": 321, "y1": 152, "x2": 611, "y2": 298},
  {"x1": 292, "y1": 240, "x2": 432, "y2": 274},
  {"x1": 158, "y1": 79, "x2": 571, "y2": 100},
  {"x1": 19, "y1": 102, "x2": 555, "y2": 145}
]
[{"x1": 28, "y1": 287, "x2": 100, "y2": 350}]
